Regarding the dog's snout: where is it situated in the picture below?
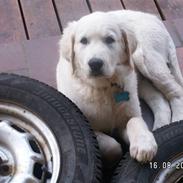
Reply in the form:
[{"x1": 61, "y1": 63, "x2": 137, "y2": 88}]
[{"x1": 88, "y1": 58, "x2": 104, "y2": 76}]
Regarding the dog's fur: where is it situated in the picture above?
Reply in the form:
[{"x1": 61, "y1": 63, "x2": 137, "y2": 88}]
[{"x1": 56, "y1": 10, "x2": 183, "y2": 163}]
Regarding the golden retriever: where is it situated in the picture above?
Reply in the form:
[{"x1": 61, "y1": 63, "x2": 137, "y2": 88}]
[{"x1": 56, "y1": 10, "x2": 183, "y2": 163}]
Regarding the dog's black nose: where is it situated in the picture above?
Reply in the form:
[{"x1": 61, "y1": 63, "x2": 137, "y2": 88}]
[{"x1": 88, "y1": 58, "x2": 104, "y2": 75}]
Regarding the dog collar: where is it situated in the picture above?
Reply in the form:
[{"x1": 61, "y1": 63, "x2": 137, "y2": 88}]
[
  {"x1": 113, "y1": 91, "x2": 129, "y2": 103},
  {"x1": 111, "y1": 82, "x2": 129, "y2": 103}
]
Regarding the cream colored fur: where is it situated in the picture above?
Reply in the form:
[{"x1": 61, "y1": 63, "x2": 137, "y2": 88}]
[{"x1": 57, "y1": 10, "x2": 183, "y2": 162}]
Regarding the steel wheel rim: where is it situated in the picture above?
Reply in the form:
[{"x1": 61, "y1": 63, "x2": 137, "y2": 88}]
[
  {"x1": 154, "y1": 154, "x2": 183, "y2": 183},
  {"x1": 0, "y1": 101, "x2": 61, "y2": 183}
]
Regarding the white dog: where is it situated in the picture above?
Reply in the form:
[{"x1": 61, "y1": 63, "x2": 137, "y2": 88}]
[{"x1": 56, "y1": 10, "x2": 183, "y2": 163}]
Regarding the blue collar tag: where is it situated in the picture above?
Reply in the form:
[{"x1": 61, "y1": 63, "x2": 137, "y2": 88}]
[{"x1": 113, "y1": 91, "x2": 129, "y2": 103}]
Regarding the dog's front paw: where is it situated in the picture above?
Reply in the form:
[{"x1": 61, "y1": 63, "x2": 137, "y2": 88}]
[{"x1": 130, "y1": 132, "x2": 157, "y2": 163}]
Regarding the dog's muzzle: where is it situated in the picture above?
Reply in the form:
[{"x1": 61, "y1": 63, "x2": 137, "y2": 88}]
[{"x1": 88, "y1": 58, "x2": 104, "y2": 76}]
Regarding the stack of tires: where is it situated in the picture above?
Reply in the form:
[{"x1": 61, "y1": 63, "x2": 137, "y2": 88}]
[{"x1": 0, "y1": 74, "x2": 183, "y2": 183}]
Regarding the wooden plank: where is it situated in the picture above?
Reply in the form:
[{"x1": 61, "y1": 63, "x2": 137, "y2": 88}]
[
  {"x1": 25, "y1": 36, "x2": 59, "y2": 88},
  {"x1": 9, "y1": 69, "x2": 30, "y2": 77},
  {"x1": 174, "y1": 18, "x2": 183, "y2": 45},
  {"x1": 156, "y1": 0, "x2": 183, "y2": 20},
  {"x1": 20, "y1": 0, "x2": 60, "y2": 39},
  {"x1": 54, "y1": 0, "x2": 90, "y2": 28},
  {"x1": 123, "y1": 0, "x2": 160, "y2": 17},
  {"x1": 89, "y1": 0, "x2": 123, "y2": 11},
  {"x1": 164, "y1": 20, "x2": 182, "y2": 48},
  {"x1": 0, "y1": 42, "x2": 27, "y2": 72},
  {"x1": 164, "y1": 18, "x2": 183, "y2": 48},
  {"x1": 0, "y1": 1, "x2": 26, "y2": 44},
  {"x1": 0, "y1": 36, "x2": 59, "y2": 87}
]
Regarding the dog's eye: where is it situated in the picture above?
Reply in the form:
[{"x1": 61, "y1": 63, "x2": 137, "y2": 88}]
[
  {"x1": 80, "y1": 37, "x2": 88, "y2": 45},
  {"x1": 105, "y1": 36, "x2": 115, "y2": 44}
]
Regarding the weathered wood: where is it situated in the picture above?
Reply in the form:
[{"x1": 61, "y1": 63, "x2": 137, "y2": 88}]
[
  {"x1": 0, "y1": 0, "x2": 183, "y2": 89},
  {"x1": 0, "y1": 36, "x2": 59, "y2": 87},
  {"x1": 10, "y1": 69, "x2": 30, "y2": 77},
  {"x1": 25, "y1": 36, "x2": 59, "y2": 88},
  {"x1": 123, "y1": 0, "x2": 160, "y2": 17},
  {"x1": 0, "y1": 1, "x2": 26, "y2": 44},
  {"x1": 0, "y1": 42, "x2": 27, "y2": 72},
  {"x1": 164, "y1": 20, "x2": 182, "y2": 48},
  {"x1": 174, "y1": 18, "x2": 183, "y2": 45},
  {"x1": 54, "y1": 0, "x2": 90, "y2": 28},
  {"x1": 20, "y1": 0, "x2": 60, "y2": 39},
  {"x1": 89, "y1": 0, "x2": 123, "y2": 11},
  {"x1": 156, "y1": 0, "x2": 183, "y2": 20},
  {"x1": 164, "y1": 18, "x2": 183, "y2": 48}
]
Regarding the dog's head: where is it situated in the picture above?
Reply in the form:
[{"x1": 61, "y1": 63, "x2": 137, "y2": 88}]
[{"x1": 59, "y1": 12, "x2": 137, "y2": 86}]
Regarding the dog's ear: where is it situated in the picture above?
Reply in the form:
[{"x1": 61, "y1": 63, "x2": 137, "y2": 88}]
[
  {"x1": 121, "y1": 29, "x2": 137, "y2": 68},
  {"x1": 59, "y1": 21, "x2": 77, "y2": 63}
]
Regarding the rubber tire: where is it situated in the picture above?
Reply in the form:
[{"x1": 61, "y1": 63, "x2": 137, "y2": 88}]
[
  {"x1": 112, "y1": 121, "x2": 183, "y2": 183},
  {"x1": 0, "y1": 73, "x2": 102, "y2": 183}
]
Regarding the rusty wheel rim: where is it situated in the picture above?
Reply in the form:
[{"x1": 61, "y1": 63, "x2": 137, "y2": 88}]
[{"x1": 0, "y1": 102, "x2": 60, "y2": 183}]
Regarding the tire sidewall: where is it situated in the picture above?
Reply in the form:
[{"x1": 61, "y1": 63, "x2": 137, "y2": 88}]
[{"x1": 0, "y1": 74, "x2": 101, "y2": 183}]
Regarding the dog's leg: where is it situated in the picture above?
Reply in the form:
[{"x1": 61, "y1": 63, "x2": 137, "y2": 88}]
[
  {"x1": 139, "y1": 77, "x2": 171, "y2": 130},
  {"x1": 134, "y1": 50, "x2": 183, "y2": 123},
  {"x1": 95, "y1": 131, "x2": 122, "y2": 167},
  {"x1": 124, "y1": 117, "x2": 157, "y2": 162},
  {"x1": 120, "y1": 71, "x2": 157, "y2": 162}
]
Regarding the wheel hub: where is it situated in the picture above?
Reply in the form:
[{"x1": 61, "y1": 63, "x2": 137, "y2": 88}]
[
  {"x1": 0, "y1": 102, "x2": 60, "y2": 183},
  {"x1": 0, "y1": 120, "x2": 45, "y2": 182},
  {"x1": 0, "y1": 148, "x2": 12, "y2": 180},
  {"x1": 154, "y1": 155, "x2": 183, "y2": 183}
]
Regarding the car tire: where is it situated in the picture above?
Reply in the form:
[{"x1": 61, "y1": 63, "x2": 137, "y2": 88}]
[
  {"x1": 0, "y1": 73, "x2": 102, "y2": 183},
  {"x1": 112, "y1": 121, "x2": 183, "y2": 183}
]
